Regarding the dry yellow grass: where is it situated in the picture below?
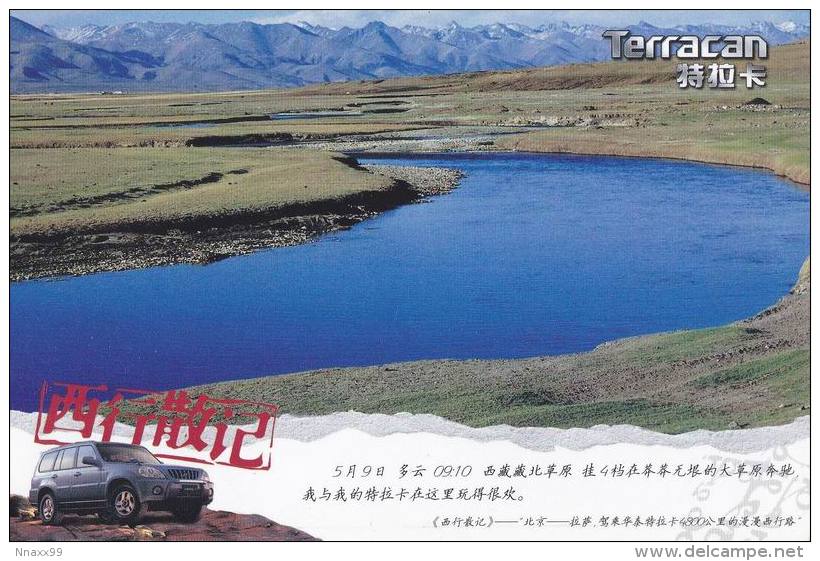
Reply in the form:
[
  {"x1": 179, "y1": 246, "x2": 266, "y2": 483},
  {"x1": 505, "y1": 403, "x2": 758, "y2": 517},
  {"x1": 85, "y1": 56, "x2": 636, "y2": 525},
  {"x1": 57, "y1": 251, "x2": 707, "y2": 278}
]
[{"x1": 11, "y1": 149, "x2": 392, "y2": 236}]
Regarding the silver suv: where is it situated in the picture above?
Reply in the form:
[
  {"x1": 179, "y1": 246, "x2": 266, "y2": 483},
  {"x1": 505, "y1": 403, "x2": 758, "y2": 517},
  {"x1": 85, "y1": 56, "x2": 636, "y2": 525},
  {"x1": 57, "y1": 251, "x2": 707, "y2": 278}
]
[{"x1": 29, "y1": 441, "x2": 214, "y2": 525}]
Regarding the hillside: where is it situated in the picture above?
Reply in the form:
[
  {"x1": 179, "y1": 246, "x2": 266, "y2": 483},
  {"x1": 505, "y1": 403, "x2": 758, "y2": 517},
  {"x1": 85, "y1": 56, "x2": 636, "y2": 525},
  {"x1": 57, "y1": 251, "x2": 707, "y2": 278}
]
[{"x1": 293, "y1": 39, "x2": 809, "y2": 95}]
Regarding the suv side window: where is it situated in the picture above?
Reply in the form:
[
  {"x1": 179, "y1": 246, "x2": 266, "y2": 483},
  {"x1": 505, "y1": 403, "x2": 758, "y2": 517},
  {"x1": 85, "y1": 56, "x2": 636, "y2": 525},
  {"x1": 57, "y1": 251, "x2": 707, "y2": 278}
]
[
  {"x1": 76, "y1": 445, "x2": 97, "y2": 468},
  {"x1": 53, "y1": 450, "x2": 64, "y2": 471},
  {"x1": 39, "y1": 451, "x2": 58, "y2": 472},
  {"x1": 58, "y1": 447, "x2": 77, "y2": 470}
]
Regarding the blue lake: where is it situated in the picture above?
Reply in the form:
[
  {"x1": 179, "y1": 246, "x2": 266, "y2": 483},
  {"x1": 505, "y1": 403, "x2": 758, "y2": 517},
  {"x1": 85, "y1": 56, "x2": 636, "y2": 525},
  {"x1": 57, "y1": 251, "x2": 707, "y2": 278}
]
[{"x1": 9, "y1": 153, "x2": 810, "y2": 411}]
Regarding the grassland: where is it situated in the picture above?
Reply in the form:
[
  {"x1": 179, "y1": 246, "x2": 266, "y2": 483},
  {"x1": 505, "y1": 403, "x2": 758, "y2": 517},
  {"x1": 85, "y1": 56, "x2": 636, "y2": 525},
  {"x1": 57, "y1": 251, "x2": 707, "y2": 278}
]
[
  {"x1": 11, "y1": 42, "x2": 808, "y2": 166},
  {"x1": 10, "y1": 41, "x2": 810, "y2": 432},
  {"x1": 11, "y1": 149, "x2": 394, "y2": 235}
]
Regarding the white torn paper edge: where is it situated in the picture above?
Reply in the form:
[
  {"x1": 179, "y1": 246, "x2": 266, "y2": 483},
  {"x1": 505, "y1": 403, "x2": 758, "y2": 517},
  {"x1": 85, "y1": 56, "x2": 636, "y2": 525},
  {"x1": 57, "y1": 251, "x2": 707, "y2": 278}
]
[{"x1": 10, "y1": 411, "x2": 809, "y2": 540}]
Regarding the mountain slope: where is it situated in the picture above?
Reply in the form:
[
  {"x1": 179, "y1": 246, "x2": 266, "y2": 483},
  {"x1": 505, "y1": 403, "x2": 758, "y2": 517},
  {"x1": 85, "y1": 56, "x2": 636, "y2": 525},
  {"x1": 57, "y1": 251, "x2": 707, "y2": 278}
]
[
  {"x1": 10, "y1": 16, "x2": 160, "y2": 86},
  {"x1": 10, "y1": 16, "x2": 810, "y2": 93}
]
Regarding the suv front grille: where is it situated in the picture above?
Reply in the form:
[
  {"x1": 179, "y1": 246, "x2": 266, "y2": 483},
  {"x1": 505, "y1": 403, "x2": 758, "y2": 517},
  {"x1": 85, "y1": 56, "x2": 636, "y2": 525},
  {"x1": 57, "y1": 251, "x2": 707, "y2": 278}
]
[
  {"x1": 180, "y1": 483, "x2": 203, "y2": 496},
  {"x1": 167, "y1": 468, "x2": 201, "y2": 480}
]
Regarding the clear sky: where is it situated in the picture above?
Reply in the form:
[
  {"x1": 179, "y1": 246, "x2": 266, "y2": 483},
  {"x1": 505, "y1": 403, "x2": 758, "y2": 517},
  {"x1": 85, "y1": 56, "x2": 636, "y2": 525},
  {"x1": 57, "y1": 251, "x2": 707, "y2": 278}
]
[{"x1": 11, "y1": 9, "x2": 810, "y2": 30}]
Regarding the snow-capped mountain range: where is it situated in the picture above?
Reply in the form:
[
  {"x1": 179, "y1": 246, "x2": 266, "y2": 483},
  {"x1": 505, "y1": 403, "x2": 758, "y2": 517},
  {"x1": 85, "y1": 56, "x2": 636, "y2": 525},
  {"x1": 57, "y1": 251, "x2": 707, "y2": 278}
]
[{"x1": 10, "y1": 16, "x2": 809, "y2": 93}]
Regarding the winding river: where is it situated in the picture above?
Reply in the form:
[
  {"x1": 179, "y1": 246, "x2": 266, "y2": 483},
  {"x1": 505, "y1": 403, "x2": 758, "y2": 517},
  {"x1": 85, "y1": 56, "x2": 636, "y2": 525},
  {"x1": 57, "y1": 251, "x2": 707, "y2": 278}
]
[{"x1": 10, "y1": 153, "x2": 809, "y2": 411}]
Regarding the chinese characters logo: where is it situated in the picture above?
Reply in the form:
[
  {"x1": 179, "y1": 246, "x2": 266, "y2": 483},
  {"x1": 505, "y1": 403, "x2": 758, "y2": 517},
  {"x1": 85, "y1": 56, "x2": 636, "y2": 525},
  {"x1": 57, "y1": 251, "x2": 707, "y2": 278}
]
[
  {"x1": 603, "y1": 30, "x2": 768, "y2": 89},
  {"x1": 676, "y1": 63, "x2": 766, "y2": 89},
  {"x1": 34, "y1": 381, "x2": 278, "y2": 470}
]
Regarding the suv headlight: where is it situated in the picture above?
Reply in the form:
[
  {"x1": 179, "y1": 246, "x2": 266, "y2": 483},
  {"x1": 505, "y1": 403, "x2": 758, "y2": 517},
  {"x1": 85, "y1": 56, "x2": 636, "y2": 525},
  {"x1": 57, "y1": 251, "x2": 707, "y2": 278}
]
[
  {"x1": 138, "y1": 466, "x2": 166, "y2": 479},
  {"x1": 200, "y1": 471, "x2": 210, "y2": 482}
]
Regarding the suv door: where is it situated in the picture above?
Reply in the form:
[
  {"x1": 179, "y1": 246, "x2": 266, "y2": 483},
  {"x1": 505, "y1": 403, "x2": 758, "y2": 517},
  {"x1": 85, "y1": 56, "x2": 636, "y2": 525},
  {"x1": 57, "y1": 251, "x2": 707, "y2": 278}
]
[
  {"x1": 53, "y1": 447, "x2": 78, "y2": 506},
  {"x1": 72, "y1": 444, "x2": 105, "y2": 507}
]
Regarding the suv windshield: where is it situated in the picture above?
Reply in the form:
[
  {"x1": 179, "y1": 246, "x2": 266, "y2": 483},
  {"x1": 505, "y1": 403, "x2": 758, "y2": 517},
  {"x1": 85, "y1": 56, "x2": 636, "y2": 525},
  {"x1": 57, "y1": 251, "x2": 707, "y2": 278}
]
[{"x1": 96, "y1": 443, "x2": 161, "y2": 464}]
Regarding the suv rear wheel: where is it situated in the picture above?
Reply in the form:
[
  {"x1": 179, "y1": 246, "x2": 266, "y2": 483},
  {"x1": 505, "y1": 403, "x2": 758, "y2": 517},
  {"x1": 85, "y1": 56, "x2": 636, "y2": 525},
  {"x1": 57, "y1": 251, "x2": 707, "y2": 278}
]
[
  {"x1": 38, "y1": 492, "x2": 62, "y2": 525},
  {"x1": 107, "y1": 483, "x2": 142, "y2": 525}
]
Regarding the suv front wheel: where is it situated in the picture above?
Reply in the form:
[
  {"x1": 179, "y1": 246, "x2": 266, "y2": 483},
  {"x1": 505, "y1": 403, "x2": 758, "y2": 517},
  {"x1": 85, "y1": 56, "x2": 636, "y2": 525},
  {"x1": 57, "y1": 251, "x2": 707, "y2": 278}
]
[
  {"x1": 38, "y1": 492, "x2": 62, "y2": 525},
  {"x1": 107, "y1": 483, "x2": 142, "y2": 525}
]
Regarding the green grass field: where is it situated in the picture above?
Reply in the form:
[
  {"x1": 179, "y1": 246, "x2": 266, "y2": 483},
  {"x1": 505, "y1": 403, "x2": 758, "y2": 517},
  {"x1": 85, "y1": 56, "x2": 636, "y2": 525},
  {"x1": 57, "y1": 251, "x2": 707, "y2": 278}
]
[{"x1": 11, "y1": 148, "x2": 392, "y2": 236}]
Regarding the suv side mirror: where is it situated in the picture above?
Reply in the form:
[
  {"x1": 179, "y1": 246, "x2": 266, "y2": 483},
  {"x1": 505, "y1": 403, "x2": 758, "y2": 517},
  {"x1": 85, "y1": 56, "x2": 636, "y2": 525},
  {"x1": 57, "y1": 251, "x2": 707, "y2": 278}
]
[{"x1": 82, "y1": 455, "x2": 101, "y2": 468}]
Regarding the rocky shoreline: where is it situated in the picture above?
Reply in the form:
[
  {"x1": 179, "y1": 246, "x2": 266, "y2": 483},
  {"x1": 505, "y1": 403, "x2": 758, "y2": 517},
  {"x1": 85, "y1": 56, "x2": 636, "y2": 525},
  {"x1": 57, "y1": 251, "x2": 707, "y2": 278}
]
[
  {"x1": 362, "y1": 164, "x2": 463, "y2": 196},
  {"x1": 10, "y1": 163, "x2": 463, "y2": 281}
]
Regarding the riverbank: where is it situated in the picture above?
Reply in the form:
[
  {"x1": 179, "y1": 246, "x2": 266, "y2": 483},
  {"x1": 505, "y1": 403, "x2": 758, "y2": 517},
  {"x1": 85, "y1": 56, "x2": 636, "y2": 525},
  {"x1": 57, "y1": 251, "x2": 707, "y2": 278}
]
[
  {"x1": 191, "y1": 260, "x2": 809, "y2": 434},
  {"x1": 288, "y1": 121, "x2": 811, "y2": 188},
  {"x1": 10, "y1": 138, "x2": 806, "y2": 283},
  {"x1": 495, "y1": 122, "x2": 811, "y2": 187},
  {"x1": 10, "y1": 152, "x2": 462, "y2": 281}
]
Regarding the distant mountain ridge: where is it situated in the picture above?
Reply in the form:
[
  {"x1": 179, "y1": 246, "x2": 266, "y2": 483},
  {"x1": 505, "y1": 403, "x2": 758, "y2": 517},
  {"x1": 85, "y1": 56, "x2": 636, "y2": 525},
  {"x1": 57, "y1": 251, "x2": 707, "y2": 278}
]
[{"x1": 11, "y1": 16, "x2": 809, "y2": 93}]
